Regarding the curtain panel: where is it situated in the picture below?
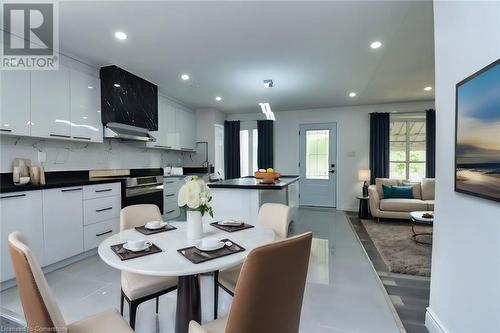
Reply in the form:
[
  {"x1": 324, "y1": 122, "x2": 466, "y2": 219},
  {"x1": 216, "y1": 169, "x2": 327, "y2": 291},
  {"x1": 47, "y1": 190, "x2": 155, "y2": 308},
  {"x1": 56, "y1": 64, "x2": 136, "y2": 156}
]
[
  {"x1": 257, "y1": 120, "x2": 274, "y2": 169},
  {"x1": 369, "y1": 113, "x2": 390, "y2": 184},
  {"x1": 224, "y1": 120, "x2": 241, "y2": 179},
  {"x1": 426, "y1": 109, "x2": 436, "y2": 178}
]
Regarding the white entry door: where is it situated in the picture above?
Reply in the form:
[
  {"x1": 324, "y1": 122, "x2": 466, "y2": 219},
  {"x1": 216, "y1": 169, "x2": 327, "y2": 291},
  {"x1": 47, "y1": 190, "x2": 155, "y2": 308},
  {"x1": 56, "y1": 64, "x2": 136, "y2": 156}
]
[{"x1": 299, "y1": 123, "x2": 337, "y2": 207}]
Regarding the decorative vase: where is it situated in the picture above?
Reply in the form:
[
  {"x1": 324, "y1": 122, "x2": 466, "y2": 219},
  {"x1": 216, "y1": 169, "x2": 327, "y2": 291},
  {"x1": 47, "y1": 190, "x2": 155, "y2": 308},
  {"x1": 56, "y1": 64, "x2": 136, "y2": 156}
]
[{"x1": 186, "y1": 210, "x2": 203, "y2": 240}]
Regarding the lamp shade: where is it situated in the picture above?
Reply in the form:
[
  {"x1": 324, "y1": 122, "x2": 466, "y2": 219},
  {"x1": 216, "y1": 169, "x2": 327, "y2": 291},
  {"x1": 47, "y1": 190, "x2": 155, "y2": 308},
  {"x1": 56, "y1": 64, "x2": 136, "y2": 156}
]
[{"x1": 358, "y1": 169, "x2": 371, "y2": 182}]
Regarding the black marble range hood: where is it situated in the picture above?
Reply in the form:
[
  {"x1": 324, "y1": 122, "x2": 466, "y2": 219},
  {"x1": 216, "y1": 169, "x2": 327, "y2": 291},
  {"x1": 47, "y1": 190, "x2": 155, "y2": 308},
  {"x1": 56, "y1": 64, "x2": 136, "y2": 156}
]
[{"x1": 100, "y1": 65, "x2": 158, "y2": 141}]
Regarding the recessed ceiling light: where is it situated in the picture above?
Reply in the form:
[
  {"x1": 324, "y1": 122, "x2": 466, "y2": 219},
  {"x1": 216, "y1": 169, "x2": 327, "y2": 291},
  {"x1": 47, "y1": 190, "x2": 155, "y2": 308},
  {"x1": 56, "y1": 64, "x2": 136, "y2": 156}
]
[
  {"x1": 424, "y1": 86, "x2": 433, "y2": 91},
  {"x1": 215, "y1": 96, "x2": 222, "y2": 101},
  {"x1": 370, "y1": 41, "x2": 382, "y2": 49},
  {"x1": 114, "y1": 31, "x2": 127, "y2": 40},
  {"x1": 349, "y1": 92, "x2": 357, "y2": 97},
  {"x1": 113, "y1": 83, "x2": 120, "y2": 88},
  {"x1": 181, "y1": 74, "x2": 190, "y2": 81},
  {"x1": 87, "y1": 86, "x2": 93, "y2": 89}
]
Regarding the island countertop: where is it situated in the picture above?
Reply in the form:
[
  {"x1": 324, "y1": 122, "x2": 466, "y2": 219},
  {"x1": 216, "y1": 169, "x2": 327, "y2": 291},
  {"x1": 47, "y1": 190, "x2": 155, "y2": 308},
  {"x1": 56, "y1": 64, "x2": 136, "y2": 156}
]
[{"x1": 207, "y1": 176, "x2": 300, "y2": 190}]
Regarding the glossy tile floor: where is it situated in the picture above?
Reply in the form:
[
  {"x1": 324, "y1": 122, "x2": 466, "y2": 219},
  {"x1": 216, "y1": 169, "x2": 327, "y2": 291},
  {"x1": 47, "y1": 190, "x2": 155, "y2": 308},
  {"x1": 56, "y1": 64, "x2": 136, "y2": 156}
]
[{"x1": 1, "y1": 208, "x2": 403, "y2": 333}]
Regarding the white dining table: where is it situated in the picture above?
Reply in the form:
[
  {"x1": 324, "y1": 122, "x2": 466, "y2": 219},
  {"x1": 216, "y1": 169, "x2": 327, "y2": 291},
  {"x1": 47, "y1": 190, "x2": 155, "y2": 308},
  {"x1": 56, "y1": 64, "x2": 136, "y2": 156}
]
[{"x1": 98, "y1": 221, "x2": 275, "y2": 333}]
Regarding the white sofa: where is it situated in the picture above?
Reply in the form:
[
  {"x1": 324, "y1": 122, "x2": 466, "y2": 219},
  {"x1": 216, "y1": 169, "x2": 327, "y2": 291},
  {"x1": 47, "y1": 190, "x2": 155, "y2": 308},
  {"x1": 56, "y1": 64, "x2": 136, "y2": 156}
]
[{"x1": 368, "y1": 178, "x2": 435, "y2": 220}]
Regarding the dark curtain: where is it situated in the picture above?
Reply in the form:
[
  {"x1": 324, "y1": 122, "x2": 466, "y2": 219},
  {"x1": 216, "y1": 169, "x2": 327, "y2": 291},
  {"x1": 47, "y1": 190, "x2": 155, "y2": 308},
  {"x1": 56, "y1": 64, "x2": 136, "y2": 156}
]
[
  {"x1": 369, "y1": 113, "x2": 390, "y2": 184},
  {"x1": 257, "y1": 120, "x2": 274, "y2": 169},
  {"x1": 426, "y1": 109, "x2": 436, "y2": 178},
  {"x1": 224, "y1": 121, "x2": 241, "y2": 179}
]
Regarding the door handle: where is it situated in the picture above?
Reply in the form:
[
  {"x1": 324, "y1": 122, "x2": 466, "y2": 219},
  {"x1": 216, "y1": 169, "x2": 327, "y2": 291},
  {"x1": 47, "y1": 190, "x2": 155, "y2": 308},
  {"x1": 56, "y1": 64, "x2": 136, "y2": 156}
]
[{"x1": 329, "y1": 170, "x2": 335, "y2": 174}]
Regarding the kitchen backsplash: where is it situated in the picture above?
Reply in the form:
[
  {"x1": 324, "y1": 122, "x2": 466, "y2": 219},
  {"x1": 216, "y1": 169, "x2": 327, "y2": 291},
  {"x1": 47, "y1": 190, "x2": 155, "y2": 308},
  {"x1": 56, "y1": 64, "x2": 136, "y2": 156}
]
[{"x1": 0, "y1": 136, "x2": 185, "y2": 172}]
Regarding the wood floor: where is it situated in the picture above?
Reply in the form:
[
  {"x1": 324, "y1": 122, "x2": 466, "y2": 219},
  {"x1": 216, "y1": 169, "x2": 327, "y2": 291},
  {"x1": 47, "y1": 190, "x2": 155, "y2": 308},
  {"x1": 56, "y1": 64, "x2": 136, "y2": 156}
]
[{"x1": 347, "y1": 212, "x2": 430, "y2": 333}]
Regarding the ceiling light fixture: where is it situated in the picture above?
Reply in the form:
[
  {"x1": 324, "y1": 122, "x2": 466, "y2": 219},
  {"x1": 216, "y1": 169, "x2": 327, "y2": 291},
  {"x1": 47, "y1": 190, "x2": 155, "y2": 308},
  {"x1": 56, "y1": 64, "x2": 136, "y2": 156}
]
[
  {"x1": 424, "y1": 86, "x2": 433, "y2": 91},
  {"x1": 215, "y1": 96, "x2": 222, "y2": 101},
  {"x1": 370, "y1": 41, "x2": 382, "y2": 49},
  {"x1": 349, "y1": 92, "x2": 357, "y2": 98},
  {"x1": 263, "y1": 79, "x2": 273, "y2": 88},
  {"x1": 87, "y1": 86, "x2": 93, "y2": 89},
  {"x1": 181, "y1": 74, "x2": 190, "y2": 81},
  {"x1": 114, "y1": 31, "x2": 127, "y2": 40},
  {"x1": 113, "y1": 83, "x2": 120, "y2": 88}
]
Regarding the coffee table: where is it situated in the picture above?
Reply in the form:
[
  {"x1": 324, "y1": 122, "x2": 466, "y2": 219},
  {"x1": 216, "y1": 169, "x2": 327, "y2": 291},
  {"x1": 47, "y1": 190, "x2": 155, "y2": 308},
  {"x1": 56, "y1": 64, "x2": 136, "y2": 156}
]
[{"x1": 410, "y1": 211, "x2": 433, "y2": 245}]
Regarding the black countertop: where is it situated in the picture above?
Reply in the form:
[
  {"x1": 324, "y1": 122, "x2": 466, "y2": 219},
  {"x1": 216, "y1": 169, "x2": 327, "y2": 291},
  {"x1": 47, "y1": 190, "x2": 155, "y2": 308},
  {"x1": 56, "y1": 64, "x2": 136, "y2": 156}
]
[
  {"x1": 0, "y1": 170, "x2": 124, "y2": 194},
  {"x1": 207, "y1": 176, "x2": 300, "y2": 190}
]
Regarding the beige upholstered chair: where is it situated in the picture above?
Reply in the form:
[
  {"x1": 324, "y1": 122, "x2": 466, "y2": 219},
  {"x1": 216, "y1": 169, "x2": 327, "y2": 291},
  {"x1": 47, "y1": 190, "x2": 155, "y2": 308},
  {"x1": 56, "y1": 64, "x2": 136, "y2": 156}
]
[
  {"x1": 192, "y1": 232, "x2": 312, "y2": 333},
  {"x1": 8, "y1": 232, "x2": 133, "y2": 333},
  {"x1": 214, "y1": 203, "x2": 291, "y2": 318},
  {"x1": 120, "y1": 204, "x2": 177, "y2": 329}
]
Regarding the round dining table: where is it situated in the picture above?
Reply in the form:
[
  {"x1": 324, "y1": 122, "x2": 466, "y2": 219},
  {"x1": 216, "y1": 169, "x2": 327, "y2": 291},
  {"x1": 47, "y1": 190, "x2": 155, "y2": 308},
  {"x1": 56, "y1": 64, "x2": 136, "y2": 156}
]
[{"x1": 98, "y1": 221, "x2": 275, "y2": 333}]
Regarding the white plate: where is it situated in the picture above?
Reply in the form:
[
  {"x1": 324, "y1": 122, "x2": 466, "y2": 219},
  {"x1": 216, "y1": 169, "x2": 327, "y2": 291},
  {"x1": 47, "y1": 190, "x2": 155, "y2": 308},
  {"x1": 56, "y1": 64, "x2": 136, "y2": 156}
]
[
  {"x1": 123, "y1": 243, "x2": 152, "y2": 252},
  {"x1": 145, "y1": 221, "x2": 167, "y2": 230},
  {"x1": 196, "y1": 241, "x2": 225, "y2": 252},
  {"x1": 217, "y1": 220, "x2": 244, "y2": 227}
]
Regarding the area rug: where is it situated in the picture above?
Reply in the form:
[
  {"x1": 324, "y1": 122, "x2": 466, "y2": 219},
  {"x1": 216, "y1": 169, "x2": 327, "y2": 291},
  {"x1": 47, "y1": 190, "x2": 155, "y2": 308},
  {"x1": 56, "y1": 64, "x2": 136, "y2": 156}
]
[{"x1": 360, "y1": 219, "x2": 432, "y2": 277}]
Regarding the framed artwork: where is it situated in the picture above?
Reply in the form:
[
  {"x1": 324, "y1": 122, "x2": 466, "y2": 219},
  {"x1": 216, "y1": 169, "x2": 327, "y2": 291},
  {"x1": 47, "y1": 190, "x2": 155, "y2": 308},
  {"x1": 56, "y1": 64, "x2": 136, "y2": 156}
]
[{"x1": 455, "y1": 58, "x2": 500, "y2": 202}]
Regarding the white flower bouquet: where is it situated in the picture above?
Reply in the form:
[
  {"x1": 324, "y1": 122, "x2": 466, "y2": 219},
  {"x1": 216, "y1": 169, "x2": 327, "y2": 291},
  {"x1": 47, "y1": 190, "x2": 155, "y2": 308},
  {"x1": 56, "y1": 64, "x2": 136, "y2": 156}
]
[{"x1": 178, "y1": 176, "x2": 214, "y2": 217}]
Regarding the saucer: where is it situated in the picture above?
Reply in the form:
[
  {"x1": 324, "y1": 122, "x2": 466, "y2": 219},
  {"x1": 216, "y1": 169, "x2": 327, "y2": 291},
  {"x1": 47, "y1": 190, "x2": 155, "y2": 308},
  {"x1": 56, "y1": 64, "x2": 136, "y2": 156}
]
[
  {"x1": 145, "y1": 221, "x2": 167, "y2": 230},
  {"x1": 217, "y1": 220, "x2": 244, "y2": 227},
  {"x1": 196, "y1": 241, "x2": 225, "y2": 252},
  {"x1": 123, "y1": 243, "x2": 152, "y2": 252}
]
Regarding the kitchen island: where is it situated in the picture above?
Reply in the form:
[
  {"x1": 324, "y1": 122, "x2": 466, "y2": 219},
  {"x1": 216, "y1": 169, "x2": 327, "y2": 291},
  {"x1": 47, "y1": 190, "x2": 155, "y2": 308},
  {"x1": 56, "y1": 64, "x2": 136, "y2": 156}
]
[{"x1": 207, "y1": 176, "x2": 300, "y2": 225}]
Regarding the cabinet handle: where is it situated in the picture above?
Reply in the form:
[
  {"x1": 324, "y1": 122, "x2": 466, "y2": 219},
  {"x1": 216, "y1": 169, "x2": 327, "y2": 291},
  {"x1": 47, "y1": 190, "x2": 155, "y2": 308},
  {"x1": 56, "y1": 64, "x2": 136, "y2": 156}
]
[
  {"x1": 61, "y1": 188, "x2": 82, "y2": 192},
  {"x1": 164, "y1": 181, "x2": 174, "y2": 184},
  {"x1": 0, "y1": 128, "x2": 12, "y2": 132},
  {"x1": 96, "y1": 207, "x2": 113, "y2": 212},
  {"x1": 154, "y1": 145, "x2": 172, "y2": 149},
  {"x1": 166, "y1": 209, "x2": 175, "y2": 214},
  {"x1": 96, "y1": 230, "x2": 113, "y2": 237},
  {"x1": 73, "y1": 136, "x2": 91, "y2": 140},
  {"x1": 50, "y1": 133, "x2": 71, "y2": 138},
  {"x1": 181, "y1": 147, "x2": 194, "y2": 151},
  {"x1": 165, "y1": 194, "x2": 175, "y2": 197},
  {"x1": 0, "y1": 194, "x2": 26, "y2": 199},
  {"x1": 95, "y1": 188, "x2": 112, "y2": 193}
]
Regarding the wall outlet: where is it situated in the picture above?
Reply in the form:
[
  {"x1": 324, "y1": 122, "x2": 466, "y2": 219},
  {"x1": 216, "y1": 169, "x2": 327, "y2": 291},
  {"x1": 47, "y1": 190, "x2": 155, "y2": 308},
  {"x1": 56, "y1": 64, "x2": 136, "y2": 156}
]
[{"x1": 38, "y1": 151, "x2": 47, "y2": 163}]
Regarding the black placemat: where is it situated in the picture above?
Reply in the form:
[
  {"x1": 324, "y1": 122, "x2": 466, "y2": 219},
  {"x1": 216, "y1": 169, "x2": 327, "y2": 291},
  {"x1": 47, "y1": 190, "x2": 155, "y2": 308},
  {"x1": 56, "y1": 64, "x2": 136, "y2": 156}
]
[
  {"x1": 111, "y1": 243, "x2": 162, "y2": 261},
  {"x1": 177, "y1": 239, "x2": 245, "y2": 264},
  {"x1": 210, "y1": 221, "x2": 255, "y2": 233},
  {"x1": 135, "y1": 224, "x2": 177, "y2": 235}
]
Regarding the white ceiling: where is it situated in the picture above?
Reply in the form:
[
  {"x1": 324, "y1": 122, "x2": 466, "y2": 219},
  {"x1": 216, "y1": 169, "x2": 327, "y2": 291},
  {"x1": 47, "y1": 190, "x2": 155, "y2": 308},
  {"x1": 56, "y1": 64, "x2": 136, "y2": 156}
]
[{"x1": 58, "y1": 1, "x2": 435, "y2": 113}]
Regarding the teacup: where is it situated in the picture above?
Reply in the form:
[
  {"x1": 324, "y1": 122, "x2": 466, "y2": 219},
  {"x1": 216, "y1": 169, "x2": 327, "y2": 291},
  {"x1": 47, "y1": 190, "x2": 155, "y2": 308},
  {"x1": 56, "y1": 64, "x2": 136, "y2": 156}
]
[
  {"x1": 145, "y1": 221, "x2": 163, "y2": 229},
  {"x1": 201, "y1": 237, "x2": 220, "y2": 249},
  {"x1": 126, "y1": 239, "x2": 152, "y2": 251}
]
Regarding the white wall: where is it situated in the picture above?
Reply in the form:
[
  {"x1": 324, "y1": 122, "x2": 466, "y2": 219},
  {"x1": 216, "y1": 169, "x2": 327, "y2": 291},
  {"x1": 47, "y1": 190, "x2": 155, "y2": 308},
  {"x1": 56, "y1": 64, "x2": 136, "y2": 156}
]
[
  {"x1": 426, "y1": 2, "x2": 500, "y2": 333},
  {"x1": 185, "y1": 108, "x2": 226, "y2": 167},
  {"x1": 228, "y1": 100, "x2": 434, "y2": 211}
]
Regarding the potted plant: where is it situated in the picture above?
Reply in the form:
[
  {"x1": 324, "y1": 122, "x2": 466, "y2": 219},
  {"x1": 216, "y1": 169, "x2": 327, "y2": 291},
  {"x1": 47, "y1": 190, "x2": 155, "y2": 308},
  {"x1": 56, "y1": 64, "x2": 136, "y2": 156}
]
[{"x1": 178, "y1": 176, "x2": 214, "y2": 240}]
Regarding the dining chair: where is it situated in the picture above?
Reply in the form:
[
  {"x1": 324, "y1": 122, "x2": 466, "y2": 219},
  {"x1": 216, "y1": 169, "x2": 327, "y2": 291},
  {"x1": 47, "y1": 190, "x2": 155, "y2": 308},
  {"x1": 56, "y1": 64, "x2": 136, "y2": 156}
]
[
  {"x1": 119, "y1": 204, "x2": 178, "y2": 329},
  {"x1": 213, "y1": 203, "x2": 290, "y2": 318},
  {"x1": 192, "y1": 232, "x2": 312, "y2": 333},
  {"x1": 8, "y1": 232, "x2": 133, "y2": 333}
]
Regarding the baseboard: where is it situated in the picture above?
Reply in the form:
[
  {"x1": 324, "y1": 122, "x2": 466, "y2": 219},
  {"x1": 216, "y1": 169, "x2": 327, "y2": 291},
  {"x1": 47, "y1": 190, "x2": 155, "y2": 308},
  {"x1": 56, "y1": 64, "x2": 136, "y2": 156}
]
[{"x1": 425, "y1": 308, "x2": 449, "y2": 333}]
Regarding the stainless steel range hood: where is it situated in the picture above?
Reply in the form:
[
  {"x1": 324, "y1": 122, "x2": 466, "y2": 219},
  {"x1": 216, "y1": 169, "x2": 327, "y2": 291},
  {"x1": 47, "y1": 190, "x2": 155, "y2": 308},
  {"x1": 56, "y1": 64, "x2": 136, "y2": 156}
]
[{"x1": 103, "y1": 122, "x2": 156, "y2": 142}]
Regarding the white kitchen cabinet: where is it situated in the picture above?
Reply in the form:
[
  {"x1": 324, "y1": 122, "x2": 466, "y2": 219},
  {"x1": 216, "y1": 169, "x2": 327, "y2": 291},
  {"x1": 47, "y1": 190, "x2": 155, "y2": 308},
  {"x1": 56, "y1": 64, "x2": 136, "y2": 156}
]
[
  {"x1": 147, "y1": 95, "x2": 176, "y2": 149},
  {"x1": 42, "y1": 187, "x2": 83, "y2": 265},
  {"x1": 0, "y1": 191, "x2": 44, "y2": 282},
  {"x1": 0, "y1": 71, "x2": 31, "y2": 136},
  {"x1": 163, "y1": 177, "x2": 183, "y2": 220},
  {"x1": 70, "y1": 70, "x2": 103, "y2": 142},
  {"x1": 83, "y1": 218, "x2": 119, "y2": 251},
  {"x1": 175, "y1": 107, "x2": 196, "y2": 151},
  {"x1": 31, "y1": 65, "x2": 71, "y2": 139}
]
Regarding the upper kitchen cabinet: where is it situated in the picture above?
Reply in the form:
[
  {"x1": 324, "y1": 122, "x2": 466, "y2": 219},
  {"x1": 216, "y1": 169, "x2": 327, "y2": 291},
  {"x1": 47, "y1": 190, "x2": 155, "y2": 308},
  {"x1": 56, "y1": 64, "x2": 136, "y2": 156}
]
[
  {"x1": 70, "y1": 70, "x2": 103, "y2": 142},
  {"x1": 31, "y1": 65, "x2": 71, "y2": 139},
  {"x1": 0, "y1": 71, "x2": 31, "y2": 136},
  {"x1": 175, "y1": 107, "x2": 196, "y2": 151},
  {"x1": 147, "y1": 95, "x2": 176, "y2": 149}
]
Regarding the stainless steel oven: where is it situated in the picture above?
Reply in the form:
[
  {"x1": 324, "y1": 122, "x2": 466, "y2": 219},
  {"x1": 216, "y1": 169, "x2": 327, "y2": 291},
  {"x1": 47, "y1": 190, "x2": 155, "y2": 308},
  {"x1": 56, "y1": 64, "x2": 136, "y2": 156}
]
[{"x1": 123, "y1": 175, "x2": 164, "y2": 214}]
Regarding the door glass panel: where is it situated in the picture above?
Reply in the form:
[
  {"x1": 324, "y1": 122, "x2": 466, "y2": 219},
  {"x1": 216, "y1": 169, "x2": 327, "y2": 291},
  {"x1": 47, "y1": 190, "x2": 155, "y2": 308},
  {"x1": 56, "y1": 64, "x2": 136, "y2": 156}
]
[
  {"x1": 390, "y1": 142, "x2": 406, "y2": 161},
  {"x1": 409, "y1": 163, "x2": 426, "y2": 181},
  {"x1": 306, "y1": 130, "x2": 329, "y2": 179},
  {"x1": 390, "y1": 162, "x2": 406, "y2": 179},
  {"x1": 409, "y1": 141, "x2": 426, "y2": 161},
  {"x1": 390, "y1": 121, "x2": 407, "y2": 141}
]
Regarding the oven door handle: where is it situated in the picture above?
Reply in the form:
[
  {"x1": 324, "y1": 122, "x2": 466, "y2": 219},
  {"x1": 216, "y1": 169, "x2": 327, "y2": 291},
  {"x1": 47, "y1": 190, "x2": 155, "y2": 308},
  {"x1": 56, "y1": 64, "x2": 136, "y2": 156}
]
[{"x1": 126, "y1": 185, "x2": 164, "y2": 198}]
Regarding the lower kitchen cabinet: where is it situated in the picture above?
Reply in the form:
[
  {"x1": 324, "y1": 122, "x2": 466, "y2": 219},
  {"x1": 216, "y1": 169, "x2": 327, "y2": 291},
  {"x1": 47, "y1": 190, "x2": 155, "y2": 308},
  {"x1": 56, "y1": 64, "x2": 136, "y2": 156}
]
[
  {"x1": 42, "y1": 187, "x2": 84, "y2": 265},
  {"x1": 83, "y1": 218, "x2": 119, "y2": 251},
  {"x1": 0, "y1": 191, "x2": 44, "y2": 282}
]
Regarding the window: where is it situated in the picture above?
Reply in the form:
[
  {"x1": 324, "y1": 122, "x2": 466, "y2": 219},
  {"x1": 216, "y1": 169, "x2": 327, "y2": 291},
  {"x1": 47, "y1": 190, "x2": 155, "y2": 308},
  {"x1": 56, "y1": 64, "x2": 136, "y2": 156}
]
[
  {"x1": 239, "y1": 125, "x2": 259, "y2": 177},
  {"x1": 306, "y1": 129, "x2": 329, "y2": 179},
  {"x1": 390, "y1": 114, "x2": 426, "y2": 181},
  {"x1": 214, "y1": 124, "x2": 224, "y2": 179}
]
